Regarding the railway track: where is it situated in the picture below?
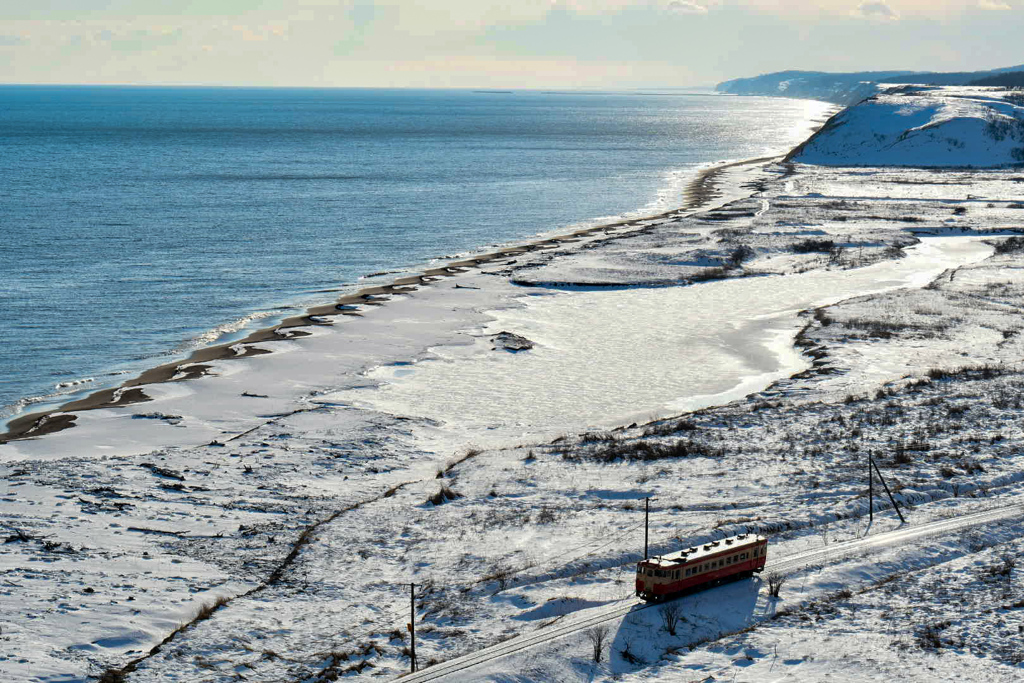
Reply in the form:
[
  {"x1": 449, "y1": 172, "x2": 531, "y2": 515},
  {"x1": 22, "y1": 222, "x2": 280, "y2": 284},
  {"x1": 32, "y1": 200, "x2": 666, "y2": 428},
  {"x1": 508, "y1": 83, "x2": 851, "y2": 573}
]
[
  {"x1": 766, "y1": 504, "x2": 1024, "y2": 575},
  {"x1": 396, "y1": 503, "x2": 1024, "y2": 682}
]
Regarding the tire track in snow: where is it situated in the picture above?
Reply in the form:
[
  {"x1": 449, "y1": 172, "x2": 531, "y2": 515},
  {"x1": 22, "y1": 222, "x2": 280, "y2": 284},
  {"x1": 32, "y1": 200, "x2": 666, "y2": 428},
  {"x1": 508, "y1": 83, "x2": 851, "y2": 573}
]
[{"x1": 754, "y1": 198, "x2": 771, "y2": 218}]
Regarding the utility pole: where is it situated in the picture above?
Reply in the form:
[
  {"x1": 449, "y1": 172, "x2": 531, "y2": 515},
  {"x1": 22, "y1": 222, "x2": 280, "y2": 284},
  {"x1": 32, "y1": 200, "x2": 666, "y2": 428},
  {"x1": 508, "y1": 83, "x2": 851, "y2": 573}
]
[
  {"x1": 408, "y1": 583, "x2": 417, "y2": 673},
  {"x1": 868, "y1": 456, "x2": 874, "y2": 523},
  {"x1": 871, "y1": 458, "x2": 906, "y2": 524},
  {"x1": 644, "y1": 496, "x2": 651, "y2": 559}
]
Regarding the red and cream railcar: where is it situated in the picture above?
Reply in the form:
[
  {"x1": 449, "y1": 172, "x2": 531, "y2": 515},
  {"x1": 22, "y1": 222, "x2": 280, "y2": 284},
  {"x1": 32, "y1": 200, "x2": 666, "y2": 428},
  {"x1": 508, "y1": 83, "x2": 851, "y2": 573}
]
[{"x1": 635, "y1": 533, "x2": 768, "y2": 601}]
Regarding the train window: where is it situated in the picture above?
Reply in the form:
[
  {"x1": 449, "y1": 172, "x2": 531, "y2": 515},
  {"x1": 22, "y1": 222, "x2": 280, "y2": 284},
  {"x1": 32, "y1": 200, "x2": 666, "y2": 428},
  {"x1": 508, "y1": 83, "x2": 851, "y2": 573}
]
[{"x1": 727, "y1": 556, "x2": 733, "y2": 564}]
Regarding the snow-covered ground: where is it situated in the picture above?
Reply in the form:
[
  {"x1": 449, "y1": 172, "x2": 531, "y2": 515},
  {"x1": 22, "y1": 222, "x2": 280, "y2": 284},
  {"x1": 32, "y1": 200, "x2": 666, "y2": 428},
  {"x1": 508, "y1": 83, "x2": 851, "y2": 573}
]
[
  {"x1": 793, "y1": 85, "x2": 1024, "y2": 168},
  {"x1": 5, "y1": 88, "x2": 1024, "y2": 683}
]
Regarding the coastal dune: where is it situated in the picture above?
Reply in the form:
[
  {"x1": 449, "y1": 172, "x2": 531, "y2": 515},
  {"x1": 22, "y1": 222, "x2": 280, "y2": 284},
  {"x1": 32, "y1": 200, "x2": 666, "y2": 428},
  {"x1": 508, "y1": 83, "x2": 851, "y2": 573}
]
[{"x1": 789, "y1": 85, "x2": 1024, "y2": 167}]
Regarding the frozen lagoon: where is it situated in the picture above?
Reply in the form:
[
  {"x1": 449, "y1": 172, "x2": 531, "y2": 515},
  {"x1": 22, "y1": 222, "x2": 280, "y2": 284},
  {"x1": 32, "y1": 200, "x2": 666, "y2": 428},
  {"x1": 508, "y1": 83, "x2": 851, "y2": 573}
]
[{"x1": 349, "y1": 234, "x2": 994, "y2": 445}]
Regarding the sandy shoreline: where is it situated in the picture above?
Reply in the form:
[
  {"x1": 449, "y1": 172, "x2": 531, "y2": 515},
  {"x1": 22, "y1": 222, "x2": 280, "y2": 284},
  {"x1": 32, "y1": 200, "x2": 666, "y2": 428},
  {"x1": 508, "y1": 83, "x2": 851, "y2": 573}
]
[{"x1": 0, "y1": 155, "x2": 775, "y2": 445}]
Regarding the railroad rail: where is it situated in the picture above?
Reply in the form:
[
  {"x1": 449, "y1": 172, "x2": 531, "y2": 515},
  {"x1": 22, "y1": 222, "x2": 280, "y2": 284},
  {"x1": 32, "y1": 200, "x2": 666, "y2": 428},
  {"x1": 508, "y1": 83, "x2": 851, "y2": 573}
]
[{"x1": 396, "y1": 503, "x2": 1024, "y2": 681}]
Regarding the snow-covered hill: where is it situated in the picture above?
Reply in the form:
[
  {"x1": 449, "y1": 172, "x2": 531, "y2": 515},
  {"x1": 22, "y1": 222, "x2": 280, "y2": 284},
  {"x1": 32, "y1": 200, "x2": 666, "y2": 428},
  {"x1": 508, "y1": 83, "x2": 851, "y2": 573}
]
[{"x1": 790, "y1": 86, "x2": 1024, "y2": 168}]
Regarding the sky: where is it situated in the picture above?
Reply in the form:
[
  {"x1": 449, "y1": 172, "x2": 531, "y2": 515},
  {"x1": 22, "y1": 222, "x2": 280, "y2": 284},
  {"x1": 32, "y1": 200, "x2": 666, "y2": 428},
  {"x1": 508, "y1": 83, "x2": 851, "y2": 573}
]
[{"x1": 0, "y1": 1, "x2": 1021, "y2": 89}]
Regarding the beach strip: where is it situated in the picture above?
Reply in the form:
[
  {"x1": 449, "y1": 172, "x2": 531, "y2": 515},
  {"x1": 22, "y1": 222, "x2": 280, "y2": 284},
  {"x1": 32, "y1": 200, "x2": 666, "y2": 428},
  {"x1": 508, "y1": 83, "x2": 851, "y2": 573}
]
[{"x1": 0, "y1": 155, "x2": 777, "y2": 445}]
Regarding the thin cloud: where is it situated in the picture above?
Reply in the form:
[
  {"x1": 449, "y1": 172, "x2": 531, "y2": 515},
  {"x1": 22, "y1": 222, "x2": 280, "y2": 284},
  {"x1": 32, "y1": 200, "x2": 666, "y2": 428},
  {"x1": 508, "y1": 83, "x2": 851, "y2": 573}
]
[
  {"x1": 851, "y1": 1, "x2": 900, "y2": 20},
  {"x1": 668, "y1": 1, "x2": 709, "y2": 14},
  {"x1": 978, "y1": 0, "x2": 1012, "y2": 9}
]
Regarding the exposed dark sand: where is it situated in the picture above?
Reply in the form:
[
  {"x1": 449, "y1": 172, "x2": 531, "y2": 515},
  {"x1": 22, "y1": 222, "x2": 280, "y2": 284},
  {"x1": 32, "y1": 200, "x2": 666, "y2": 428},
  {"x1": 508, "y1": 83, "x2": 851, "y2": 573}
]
[{"x1": 0, "y1": 155, "x2": 776, "y2": 444}]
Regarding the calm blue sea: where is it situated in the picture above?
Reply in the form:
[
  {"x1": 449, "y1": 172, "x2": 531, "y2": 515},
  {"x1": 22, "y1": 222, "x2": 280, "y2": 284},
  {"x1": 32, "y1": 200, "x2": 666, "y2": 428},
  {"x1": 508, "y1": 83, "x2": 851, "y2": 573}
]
[{"x1": 0, "y1": 86, "x2": 827, "y2": 424}]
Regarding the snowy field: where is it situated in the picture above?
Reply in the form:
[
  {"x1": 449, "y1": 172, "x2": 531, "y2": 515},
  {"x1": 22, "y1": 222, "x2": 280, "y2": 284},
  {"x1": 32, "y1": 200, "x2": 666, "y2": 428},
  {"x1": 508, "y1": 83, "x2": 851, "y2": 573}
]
[{"x1": 4, "y1": 88, "x2": 1024, "y2": 682}]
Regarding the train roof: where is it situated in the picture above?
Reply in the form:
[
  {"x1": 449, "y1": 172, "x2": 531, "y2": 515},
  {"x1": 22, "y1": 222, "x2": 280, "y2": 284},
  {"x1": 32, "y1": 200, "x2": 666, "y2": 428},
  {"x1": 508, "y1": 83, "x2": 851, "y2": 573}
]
[{"x1": 641, "y1": 533, "x2": 766, "y2": 568}]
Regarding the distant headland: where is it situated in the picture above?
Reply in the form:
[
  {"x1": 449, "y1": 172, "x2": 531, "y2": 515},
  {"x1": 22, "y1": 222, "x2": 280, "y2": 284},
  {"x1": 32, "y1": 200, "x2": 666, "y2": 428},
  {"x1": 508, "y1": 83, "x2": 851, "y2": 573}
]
[{"x1": 717, "y1": 64, "x2": 1024, "y2": 105}]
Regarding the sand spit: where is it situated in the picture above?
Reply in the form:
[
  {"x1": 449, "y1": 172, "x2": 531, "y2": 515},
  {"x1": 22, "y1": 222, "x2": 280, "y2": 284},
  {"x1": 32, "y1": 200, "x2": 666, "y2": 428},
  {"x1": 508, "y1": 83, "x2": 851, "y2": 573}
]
[{"x1": 0, "y1": 156, "x2": 771, "y2": 446}]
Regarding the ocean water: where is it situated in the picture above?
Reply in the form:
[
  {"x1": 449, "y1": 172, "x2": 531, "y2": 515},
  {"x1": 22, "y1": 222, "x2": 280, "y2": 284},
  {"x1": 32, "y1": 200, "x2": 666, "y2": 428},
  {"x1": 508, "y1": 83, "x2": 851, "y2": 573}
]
[{"x1": 0, "y1": 86, "x2": 830, "y2": 425}]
